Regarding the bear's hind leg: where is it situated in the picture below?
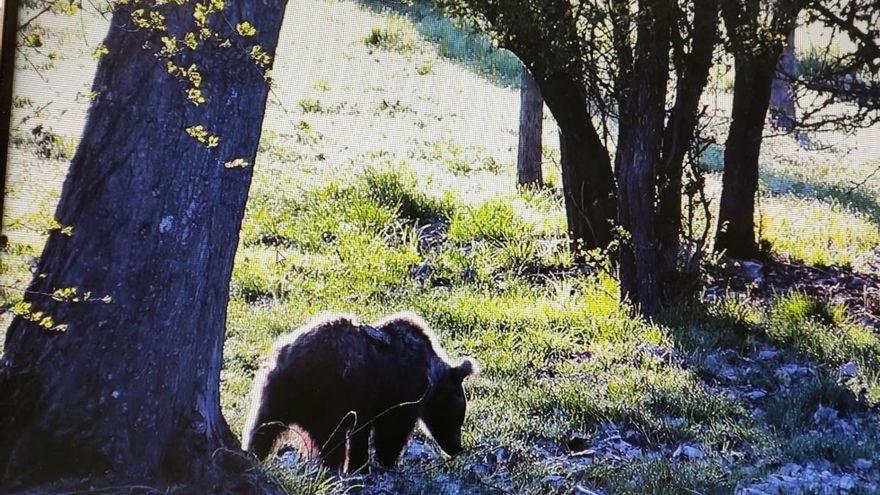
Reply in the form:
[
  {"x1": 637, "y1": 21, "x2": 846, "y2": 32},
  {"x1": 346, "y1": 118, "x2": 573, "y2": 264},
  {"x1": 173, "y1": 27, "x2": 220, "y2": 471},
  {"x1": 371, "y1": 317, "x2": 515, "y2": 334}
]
[{"x1": 373, "y1": 412, "x2": 417, "y2": 468}]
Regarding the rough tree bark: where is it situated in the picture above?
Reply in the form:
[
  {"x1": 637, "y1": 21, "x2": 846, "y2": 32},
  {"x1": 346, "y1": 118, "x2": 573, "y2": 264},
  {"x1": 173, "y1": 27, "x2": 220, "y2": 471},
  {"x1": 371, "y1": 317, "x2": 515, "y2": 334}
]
[
  {"x1": 715, "y1": 52, "x2": 779, "y2": 259},
  {"x1": 656, "y1": 0, "x2": 719, "y2": 279},
  {"x1": 616, "y1": 0, "x2": 672, "y2": 316},
  {"x1": 0, "y1": 1, "x2": 287, "y2": 493},
  {"x1": 517, "y1": 65, "x2": 543, "y2": 188},
  {"x1": 537, "y1": 71, "x2": 617, "y2": 253},
  {"x1": 715, "y1": 0, "x2": 802, "y2": 259}
]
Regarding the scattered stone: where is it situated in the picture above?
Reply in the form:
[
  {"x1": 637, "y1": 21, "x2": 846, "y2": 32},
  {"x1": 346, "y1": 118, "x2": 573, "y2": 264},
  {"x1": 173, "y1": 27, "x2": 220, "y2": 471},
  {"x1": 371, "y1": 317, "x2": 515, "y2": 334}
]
[
  {"x1": 737, "y1": 259, "x2": 765, "y2": 284},
  {"x1": 839, "y1": 361, "x2": 858, "y2": 378},
  {"x1": 672, "y1": 444, "x2": 705, "y2": 460},
  {"x1": 417, "y1": 220, "x2": 447, "y2": 251},
  {"x1": 745, "y1": 390, "x2": 767, "y2": 400},
  {"x1": 742, "y1": 463, "x2": 878, "y2": 495},
  {"x1": 854, "y1": 458, "x2": 873, "y2": 470},
  {"x1": 409, "y1": 260, "x2": 432, "y2": 283},
  {"x1": 461, "y1": 267, "x2": 477, "y2": 282},
  {"x1": 403, "y1": 437, "x2": 440, "y2": 463},
  {"x1": 540, "y1": 474, "x2": 566, "y2": 491},
  {"x1": 812, "y1": 405, "x2": 839, "y2": 427},
  {"x1": 634, "y1": 343, "x2": 679, "y2": 365},
  {"x1": 839, "y1": 475, "x2": 856, "y2": 490},
  {"x1": 574, "y1": 485, "x2": 603, "y2": 495},
  {"x1": 756, "y1": 349, "x2": 780, "y2": 361}
]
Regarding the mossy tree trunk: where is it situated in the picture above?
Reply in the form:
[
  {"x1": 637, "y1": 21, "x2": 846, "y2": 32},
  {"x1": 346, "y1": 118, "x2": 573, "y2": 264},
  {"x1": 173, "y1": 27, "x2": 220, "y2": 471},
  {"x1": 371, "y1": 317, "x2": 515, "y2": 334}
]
[{"x1": 0, "y1": 1, "x2": 287, "y2": 492}]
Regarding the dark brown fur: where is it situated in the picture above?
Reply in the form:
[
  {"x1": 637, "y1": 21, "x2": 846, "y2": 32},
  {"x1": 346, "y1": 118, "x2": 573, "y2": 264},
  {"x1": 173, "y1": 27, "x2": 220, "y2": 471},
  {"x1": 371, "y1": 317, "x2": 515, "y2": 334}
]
[{"x1": 242, "y1": 312, "x2": 476, "y2": 472}]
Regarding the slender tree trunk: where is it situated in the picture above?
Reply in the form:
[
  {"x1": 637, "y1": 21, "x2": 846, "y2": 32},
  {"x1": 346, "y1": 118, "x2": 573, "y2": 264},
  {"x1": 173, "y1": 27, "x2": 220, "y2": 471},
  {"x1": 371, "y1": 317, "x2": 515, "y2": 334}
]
[
  {"x1": 0, "y1": 2, "x2": 287, "y2": 492},
  {"x1": 656, "y1": 0, "x2": 719, "y2": 278},
  {"x1": 537, "y1": 72, "x2": 616, "y2": 254},
  {"x1": 616, "y1": 0, "x2": 672, "y2": 316},
  {"x1": 714, "y1": 51, "x2": 780, "y2": 259},
  {"x1": 715, "y1": 0, "x2": 803, "y2": 259},
  {"x1": 770, "y1": 30, "x2": 798, "y2": 133},
  {"x1": 517, "y1": 66, "x2": 543, "y2": 187}
]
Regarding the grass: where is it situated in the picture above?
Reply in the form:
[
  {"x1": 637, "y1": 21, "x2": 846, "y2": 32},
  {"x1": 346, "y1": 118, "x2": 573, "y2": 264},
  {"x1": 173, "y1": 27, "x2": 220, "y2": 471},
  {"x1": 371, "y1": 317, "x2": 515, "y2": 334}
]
[
  {"x1": 363, "y1": 12, "x2": 421, "y2": 54},
  {"x1": 357, "y1": 0, "x2": 521, "y2": 87}
]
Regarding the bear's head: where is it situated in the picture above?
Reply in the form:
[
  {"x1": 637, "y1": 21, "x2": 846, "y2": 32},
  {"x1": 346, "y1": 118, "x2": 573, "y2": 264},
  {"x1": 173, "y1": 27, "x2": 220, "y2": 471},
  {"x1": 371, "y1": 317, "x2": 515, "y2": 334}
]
[{"x1": 420, "y1": 358, "x2": 477, "y2": 456}]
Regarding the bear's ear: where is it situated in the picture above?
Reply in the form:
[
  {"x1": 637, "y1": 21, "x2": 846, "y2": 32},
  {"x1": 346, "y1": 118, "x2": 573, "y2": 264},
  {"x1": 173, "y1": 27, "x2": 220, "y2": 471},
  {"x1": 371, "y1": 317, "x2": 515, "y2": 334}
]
[{"x1": 452, "y1": 358, "x2": 478, "y2": 382}]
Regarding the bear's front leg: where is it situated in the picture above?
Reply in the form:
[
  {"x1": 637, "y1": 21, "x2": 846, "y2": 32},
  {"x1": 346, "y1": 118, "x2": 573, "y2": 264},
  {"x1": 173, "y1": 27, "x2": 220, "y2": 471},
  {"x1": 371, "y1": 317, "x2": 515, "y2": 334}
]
[
  {"x1": 373, "y1": 411, "x2": 417, "y2": 468},
  {"x1": 346, "y1": 428, "x2": 370, "y2": 473},
  {"x1": 243, "y1": 400, "x2": 289, "y2": 460},
  {"x1": 313, "y1": 418, "x2": 350, "y2": 471}
]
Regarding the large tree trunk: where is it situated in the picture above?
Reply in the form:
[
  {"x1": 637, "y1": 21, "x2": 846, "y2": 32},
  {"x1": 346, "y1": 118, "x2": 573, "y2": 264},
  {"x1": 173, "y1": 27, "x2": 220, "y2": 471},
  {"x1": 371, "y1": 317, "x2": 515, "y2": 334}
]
[
  {"x1": 517, "y1": 66, "x2": 543, "y2": 188},
  {"x1": 0, "y1": 2, "x2": 287, "y2": 492},
  {"x1": 537, "y1": 73, "x2": 617, "y2": 254},
  {"x1": 656, "y1": 0, "x2": 719, "y2": 280},
  {"x1": 616, "y1": 0, "x2": 672, "y2": 316},
  {"x1": 714, "y1": 52, "x2": 781, "y2": 259},
  {"x1": 769, "y1": 30, "x2": 798, "y2": 133}
]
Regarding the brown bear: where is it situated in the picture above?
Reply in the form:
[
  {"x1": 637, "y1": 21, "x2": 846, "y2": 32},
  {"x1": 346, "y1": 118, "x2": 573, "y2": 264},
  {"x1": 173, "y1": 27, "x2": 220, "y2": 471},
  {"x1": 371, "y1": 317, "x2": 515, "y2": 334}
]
[{"x1": 241, "y1": 311, "x2": 477, "y2": 472}]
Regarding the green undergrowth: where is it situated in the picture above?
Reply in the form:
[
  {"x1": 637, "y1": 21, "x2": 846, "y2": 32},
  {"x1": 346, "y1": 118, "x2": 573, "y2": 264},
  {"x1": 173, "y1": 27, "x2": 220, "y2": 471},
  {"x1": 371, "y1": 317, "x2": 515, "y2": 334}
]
[{"x1": 223, "y1": 157, "x2": 880, "y2": 493}]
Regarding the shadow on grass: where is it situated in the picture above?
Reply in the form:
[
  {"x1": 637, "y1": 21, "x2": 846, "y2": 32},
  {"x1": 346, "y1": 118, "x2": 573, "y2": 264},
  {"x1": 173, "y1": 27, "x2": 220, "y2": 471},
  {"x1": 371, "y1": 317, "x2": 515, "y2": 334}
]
[{"x1": 353, "y1": 0, "x2": 522, "y2": 88}]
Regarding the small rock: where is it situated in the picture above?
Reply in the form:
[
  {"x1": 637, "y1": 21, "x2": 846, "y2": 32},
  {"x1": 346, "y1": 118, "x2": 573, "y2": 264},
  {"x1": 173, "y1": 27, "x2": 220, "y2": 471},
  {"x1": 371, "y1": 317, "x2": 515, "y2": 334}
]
[
  {"x1": 812, "y1": 405, "x2": 839, "y2": 426},
  {"x1": 839, "y1": 475, "x2": 856, "y2": 490},
  {"x1": 409, "y1": 261, "x2": 432, "y2": 283},
  {"x1": 403, "y1": 437, "x2": 439, "y2": 462},
  {"x1": 634, "y1": 343, "x2": 678, "y2": 364},
  {"x1": 574, "y1": 485, "x2": 603, "y2": 495},
  {"x1": 738, "y1": 260, "x2": 764, "y2": 283},
  {"x1": 853, "y1": 458, "x2": 873, "y2": 470},
  {"x1": 461, "y1": 267, "x2": 477, "y2": 282},
  {"x1": 778, "y1": 463, "x2": 802, "y2": 477},
  {"x1": 745, "y1": 390, "x2": 767, "y2": 400},
  {"x1": 540, "y1": 474, "x2": 565, "y2": 491},
  {"x1": 417, "y1": 221, "x2": 447, "y2": 250},
  {"x1": 840, "y1": 361, "x2": 859, "y2": 378},
  {"x1": 672, "y1": 444, "x2": 705, "y2": 460},
  {"x1": 279, "y1": 450, "x2": 299, "y2": 469},
  {"x1": 756, "y1": 349, "x2": 780, "y2": 361}
]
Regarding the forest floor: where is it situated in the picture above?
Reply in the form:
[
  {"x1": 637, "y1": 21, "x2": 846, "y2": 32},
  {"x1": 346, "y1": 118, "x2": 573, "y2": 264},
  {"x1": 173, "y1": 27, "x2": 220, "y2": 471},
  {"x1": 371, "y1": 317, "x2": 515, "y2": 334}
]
[{"x1": 3, "y1": 0, "x2": 880, "y2": 493}]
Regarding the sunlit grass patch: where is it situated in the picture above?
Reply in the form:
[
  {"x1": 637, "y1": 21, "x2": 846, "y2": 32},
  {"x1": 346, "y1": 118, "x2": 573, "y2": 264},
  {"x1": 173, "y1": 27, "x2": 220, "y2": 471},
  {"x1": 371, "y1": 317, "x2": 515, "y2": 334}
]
[
  {"x1": 769, "y1": 293, "x2": 880, "y2": 367},
  {"x1": 447, "y1": 200, "x2": 531, "y2": 244},
  {"x1": 413, "y1": 136, "x2": 507, "y2": 176},
  {"x1": 241, "y1": 165, "x2": 455, "y2": 250},
  {"x1": 759, "y1": 195, "x2": 880, "y2": 269},
  {"x1": 357, "y1": 0, "x2": 521, "y2": 87},
  {"x1": 417, "y1": 14, "x2": 521, "y2": 87},
  {"x1": 363, "y1": 13, "x2": 421, "y2": 54}
]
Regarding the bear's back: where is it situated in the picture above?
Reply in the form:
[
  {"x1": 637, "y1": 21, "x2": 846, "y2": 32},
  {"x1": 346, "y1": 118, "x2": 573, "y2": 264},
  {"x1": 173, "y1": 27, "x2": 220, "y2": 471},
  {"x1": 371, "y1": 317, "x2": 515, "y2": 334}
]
[{"x1": 264, "y1": 314, "x2": 434, "y2": 410}]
